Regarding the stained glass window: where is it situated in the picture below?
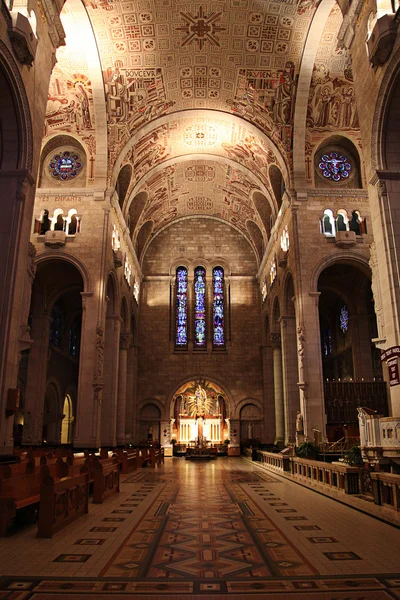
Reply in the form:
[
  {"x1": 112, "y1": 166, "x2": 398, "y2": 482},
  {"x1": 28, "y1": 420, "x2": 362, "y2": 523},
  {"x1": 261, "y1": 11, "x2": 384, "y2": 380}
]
[
  {"x1": 49, "y1": 151, "x2": 82, "y2": 181},
  {"x1": 213, "y1": 267, "x2": 225, "y2": 347},
  {"x1": 322, "y1": 328, "x2": 333, "y2": 357},
  {"x1": 194, "y1": 267, "x2": 206, "y2": 347},
  {"x1": 49, "y1": 308, "x2": 62, "y2": 347},
  {"x1": 318, "y1": 152, "x2": 352, "y2": 182},
  {"x1": 340, "y1": 305, "x2": 349, "y2": 333},
  {"x1": 176, "y1": 267, "x2": 188, "y2": 347},
  {"x1": 68, "y1": 318, "x2": 81, "y2": 358}
]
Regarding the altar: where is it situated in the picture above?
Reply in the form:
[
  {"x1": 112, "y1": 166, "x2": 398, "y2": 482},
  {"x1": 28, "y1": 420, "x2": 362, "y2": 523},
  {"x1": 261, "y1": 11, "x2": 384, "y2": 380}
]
[{"x1": 171, "y1": 380, "x2": 230, "y2": 449}]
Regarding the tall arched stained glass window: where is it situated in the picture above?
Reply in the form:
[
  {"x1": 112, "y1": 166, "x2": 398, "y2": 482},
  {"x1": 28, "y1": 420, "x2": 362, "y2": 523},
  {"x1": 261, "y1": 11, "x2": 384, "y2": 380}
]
[
  {"x1": 213, "y1": 267, "x2": 225, "y2": 347},
  {"x1": 194, "y1": 266, "x2": 206, "y2": 347},
  {"x1": 176, "y1": 267, "x2": 188, "y2": 347}
]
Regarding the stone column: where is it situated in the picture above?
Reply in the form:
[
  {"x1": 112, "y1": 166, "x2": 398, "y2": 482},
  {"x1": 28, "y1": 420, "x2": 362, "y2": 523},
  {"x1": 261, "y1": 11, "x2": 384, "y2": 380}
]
[
  {"x1": 352, "y1": 313, "x2": 374, "y2": 379},
  {"x1": 297, "y1": 292, "x2": 327, "y2": 441},
  {"x1": 261, "y1": 343, "x2": 275, "y2": 443},
  {"x1": 116, "y1": 333, "x2": 130, "y2": 445},
  {"x1": 73, "y1": 292, "x2": 102, "y2": 449},
  {"x1": 369, "y1": 175, "x2": 400, "y2": 415},
  {"x1": 101, "y1": 315, "x2": 121, "y2": 447},
  {"x1": 22, "y1": 312, "x2": 52, "y2": 445},
  {"x1": 280, "y1": 315, "x2": 299, "y2": 445},
  {"x1": 0, "y1": 173, "x2": 36, "y2": 453},
  {"x1": 126, "y1": 343, "x2": 138, "y2": 442},
  {"x1": 271, "y1": 332, "x2": 285, "y2": 446}
]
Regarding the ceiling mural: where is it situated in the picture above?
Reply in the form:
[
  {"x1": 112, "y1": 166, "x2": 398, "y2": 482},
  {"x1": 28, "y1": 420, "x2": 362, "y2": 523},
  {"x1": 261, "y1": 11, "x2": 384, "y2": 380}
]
[
  {"x1": 130, "y1": 159, "x2": 267, "y2": 244},
  {"x1": 305, "y1": 5, "x2": 361, "y2": 183},
  {"x1": 42, "y1": 0, "x2": 363, "y2": 251},
  {"x1": 44, "y1": 4, "x2": 97, "y2": 167},
  {"x1": 119, "y1": 113, "x2": 282, "y2": 191},
  {"x1": 79, "y1": 0, "x2": 321, "y2": 169}
]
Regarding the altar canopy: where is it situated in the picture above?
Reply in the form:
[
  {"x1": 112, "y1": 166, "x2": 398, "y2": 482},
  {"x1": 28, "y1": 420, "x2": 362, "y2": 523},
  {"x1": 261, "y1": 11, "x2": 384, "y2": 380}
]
[{"x1": 171, "y1": 381, "x2": 229, "y2": 445}]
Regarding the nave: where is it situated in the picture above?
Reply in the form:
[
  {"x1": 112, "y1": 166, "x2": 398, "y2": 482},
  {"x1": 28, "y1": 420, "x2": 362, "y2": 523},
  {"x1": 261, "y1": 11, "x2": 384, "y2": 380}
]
[{"x1": 0, "y1": 458, "x2": 400, "y2": 599}]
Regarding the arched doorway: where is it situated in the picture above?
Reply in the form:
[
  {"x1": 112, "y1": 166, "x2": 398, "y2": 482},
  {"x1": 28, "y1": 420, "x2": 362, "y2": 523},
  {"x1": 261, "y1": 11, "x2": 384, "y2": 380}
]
[
  {"x1": 140, "y1": 403, "x2": 161, "y2": 444},
  {"x1": 61, "y1": 394, "x2": 74, "y2": 444},
  {"x1": 240, "y1": 402, "x2": 262, "y2": 443},
  {"x1": 318, "y1": 262, "x2": 387, "y2": 441},
  {"x1": 171, "y1": 380, "x2": 230, "y2": 446}
]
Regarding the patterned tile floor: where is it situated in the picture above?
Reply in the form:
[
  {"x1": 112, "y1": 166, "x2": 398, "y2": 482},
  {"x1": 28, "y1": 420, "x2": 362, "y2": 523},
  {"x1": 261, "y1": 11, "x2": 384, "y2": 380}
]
[{"x1": 0, "y1": 458, "x2": 400, "y2": 599}]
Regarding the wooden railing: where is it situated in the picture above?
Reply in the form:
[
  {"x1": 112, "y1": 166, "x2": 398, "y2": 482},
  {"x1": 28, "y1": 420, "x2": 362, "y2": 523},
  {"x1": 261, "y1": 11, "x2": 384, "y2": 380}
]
[{"x1": 324, "y1": 380, "x2": 388, "y2": 424}]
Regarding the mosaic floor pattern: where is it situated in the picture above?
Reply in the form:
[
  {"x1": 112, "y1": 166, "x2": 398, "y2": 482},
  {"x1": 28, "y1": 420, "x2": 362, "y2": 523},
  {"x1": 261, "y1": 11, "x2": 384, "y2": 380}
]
[{"x1": 1, "y1": 458, "x2": 400, "y2": 599}]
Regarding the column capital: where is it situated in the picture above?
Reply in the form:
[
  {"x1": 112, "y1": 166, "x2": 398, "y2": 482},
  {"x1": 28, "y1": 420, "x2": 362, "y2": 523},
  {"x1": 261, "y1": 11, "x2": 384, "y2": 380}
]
[{"x1": 270, "y1": 332, "x2": 281, "y2": 348}]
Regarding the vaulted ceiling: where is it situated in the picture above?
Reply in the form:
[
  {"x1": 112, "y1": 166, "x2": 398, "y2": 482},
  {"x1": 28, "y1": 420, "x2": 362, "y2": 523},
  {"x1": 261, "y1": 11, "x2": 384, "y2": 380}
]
[{"x1": 42, "y1": 0, "x2": 361, "y2": 259}]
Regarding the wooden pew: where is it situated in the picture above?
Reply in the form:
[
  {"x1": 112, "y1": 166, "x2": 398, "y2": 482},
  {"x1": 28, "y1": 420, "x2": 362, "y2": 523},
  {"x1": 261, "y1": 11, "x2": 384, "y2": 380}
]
[
  {"x1": 0, "y1": 472, "x2": 41, "y2": 536},
  {"x1": 117, "y1": 449, "x2": 140, "y2": 474},
  {"x1": 92, "y1": 458, "x2": 120, "y2": 504},
  {"x1": 37, "y1": 470, "x2": 89, "y2": 538},
  {"x1": 0, "y1": 460, "x2": 35, "y2": 479}
]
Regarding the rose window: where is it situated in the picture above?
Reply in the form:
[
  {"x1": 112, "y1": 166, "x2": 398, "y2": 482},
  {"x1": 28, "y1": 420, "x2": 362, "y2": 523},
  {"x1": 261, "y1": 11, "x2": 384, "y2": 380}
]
[
  {"x1": 49, "y1": 151, "x2": 82, "y2": 181},
  {"x1": 318, "y1": 152, "x2": 352, "y2": 182}
]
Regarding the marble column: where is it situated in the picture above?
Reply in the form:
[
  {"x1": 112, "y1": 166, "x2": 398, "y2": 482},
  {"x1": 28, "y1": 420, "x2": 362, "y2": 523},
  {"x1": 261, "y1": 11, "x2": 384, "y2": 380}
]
[
  {"x1": 297, "y1": 292, "x2": 327, "y2": 441},
  {"x1": 261, "y1": 343, "x2": 275, "y2": 443},
  {"x1": 101, "y1": 315, "x2": 121, "y2": 447},
  {"x1": 0, "y1": 173, "x2": 36, "y2": 453},
  {"x1": 73, "y1": 292, "x2": 102, "y2": 449},
  {"x1": 280, "y1": 315, "x2": 299, "y2": 445},
  {"x1": 116, "y1": 333, "x2": 130, "y2": 445},
  {"x1": 22, "y1": 313, "x2": 52, "y2": 446},
  {"x1": 271, "y1": 332, "x2": 285, "y2": 446}
]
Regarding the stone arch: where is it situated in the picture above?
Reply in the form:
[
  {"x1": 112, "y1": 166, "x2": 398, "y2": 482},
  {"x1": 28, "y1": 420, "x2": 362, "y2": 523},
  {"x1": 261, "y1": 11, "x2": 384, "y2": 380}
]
[
  {"x1": 35, "y1": 251, "x2": 91, "y2": 293},
  {"x1": 313, "y1": 135, "x2": 362, "y2": 188},
  {"x1": 371, "y1": 45, "x2": 400, "y2": 170},
  {"x1": 139, "y1": 402, "x2": 162, "y2": 444},
  {"x1": 105, "y1": 269, "x2": 120, "y2": 317},
  {"x1": 39, "y1": 134, "x2": 88, "y2": 188},
  {"x1": 283, "y1": 270, "x2": 296, "y2": 316},
  {"x1": 271, "y1": 296, "x2": 281, "y2": 333},
  {"x1": 120, "y1": 295, "x2": 130, "y2": 334},
  {"x1": 269, "y1": 165, "x2": 285, "y2": 211},
  {"x1": 136, "y1": 220, "x2": 154, "y2": 261},
  {"x1": 0, "y1": 41, "x2": 33, "y2": 170},
  {"x1": 310, "y1": 252, "x2": 371, "y2": 293},
  {"x1": 292, "y1": 0, "x2": 337, "y2": 186},
  {"x1": 246, "y1": 220, "x2": 264, "y2": 264},
  {"x1": 128, "y1": 191, "x2": 148, "y2": 238},
  {"x1": 42, "y1": 379, "x2": 62, "y2": 444},
  {"x1": 116, "y1": 164, "x2": 132, "y2": 211},
  {"x1": 169, "y1": 377, "x2": 232, "y2": 419},
  {"x1": 253, "y1": 191, "x2": 273, "y2": 238}
]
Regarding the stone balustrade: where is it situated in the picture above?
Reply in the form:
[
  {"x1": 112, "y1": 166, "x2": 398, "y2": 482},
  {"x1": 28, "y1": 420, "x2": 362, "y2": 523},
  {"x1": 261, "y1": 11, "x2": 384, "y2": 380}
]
[
  {"x1": 255, "y1": 451, "x2": 361, "y2": 495},
  {"x1": 371, "y1": 472, "x2": 400, "y2": 511}
]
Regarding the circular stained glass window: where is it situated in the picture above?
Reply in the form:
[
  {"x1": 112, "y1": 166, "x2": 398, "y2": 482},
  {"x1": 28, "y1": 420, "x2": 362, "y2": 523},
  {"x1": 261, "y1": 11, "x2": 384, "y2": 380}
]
[
  {"x1": 318, "y1": 152, "x2": 352, "y2": 182},
  {"x1": 49, "y1": 151, "x2": 82, "y2": 181}
]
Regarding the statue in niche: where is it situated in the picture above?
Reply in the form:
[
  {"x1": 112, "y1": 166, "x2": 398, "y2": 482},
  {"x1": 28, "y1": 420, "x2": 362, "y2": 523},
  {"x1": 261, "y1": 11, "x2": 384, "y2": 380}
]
[
  {"x1": 40, "y1": 210, "x2": 51, "y2": 234},
  {"x1": 147, "y1": 426, "x2": 153, "y2": 441},
  {"x1": 54, "y1": 214, "x2": 64, "y2": 231},
  {"x1": 247, "y1": 421, "x2": 254, "y2": 439},
  {"x1": 296, "y1": 411, "x2": 304, "y2": 433}
]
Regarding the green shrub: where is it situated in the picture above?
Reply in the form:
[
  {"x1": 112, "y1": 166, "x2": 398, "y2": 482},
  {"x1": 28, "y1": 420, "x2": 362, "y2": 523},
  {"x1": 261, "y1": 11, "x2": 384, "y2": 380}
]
[
  {"x1": 295, "y1": 441, "x2": 319, "y2": 460},
  {"x1": 343, "y1": 445, "x2": 363, "y2": 466}
]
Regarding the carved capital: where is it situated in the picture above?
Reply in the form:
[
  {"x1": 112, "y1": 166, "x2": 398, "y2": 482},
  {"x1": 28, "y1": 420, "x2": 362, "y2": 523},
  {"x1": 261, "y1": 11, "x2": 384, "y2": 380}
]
[
  {"x1": 270, "y1": 332, "x2": 281, "y2": 348},
  {"x1": 120, "y1": 333, "x2": 131, "y2": 349}
]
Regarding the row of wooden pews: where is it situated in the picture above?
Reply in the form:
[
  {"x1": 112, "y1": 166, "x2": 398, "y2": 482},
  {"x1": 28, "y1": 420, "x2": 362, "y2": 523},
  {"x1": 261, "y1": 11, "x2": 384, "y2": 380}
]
[
  {"x1": 0, "y1": 445, "x2": 164, "y2": 538},
  {"x1": 116, "y1": 446, "x2": 164, "y2": 473}
]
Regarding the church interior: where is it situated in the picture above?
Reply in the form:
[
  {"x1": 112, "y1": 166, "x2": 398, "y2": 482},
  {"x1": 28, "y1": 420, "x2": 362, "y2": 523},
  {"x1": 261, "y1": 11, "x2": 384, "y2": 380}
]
[{"x1": 1, "y1": 0, "x2": 400, "y2": 595}]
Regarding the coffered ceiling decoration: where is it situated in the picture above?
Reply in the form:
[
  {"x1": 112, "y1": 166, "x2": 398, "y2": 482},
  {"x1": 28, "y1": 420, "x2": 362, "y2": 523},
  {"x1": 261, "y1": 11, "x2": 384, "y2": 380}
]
[{"x1": 41, "y1": 0, "x2": 362, "y2": 254}]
